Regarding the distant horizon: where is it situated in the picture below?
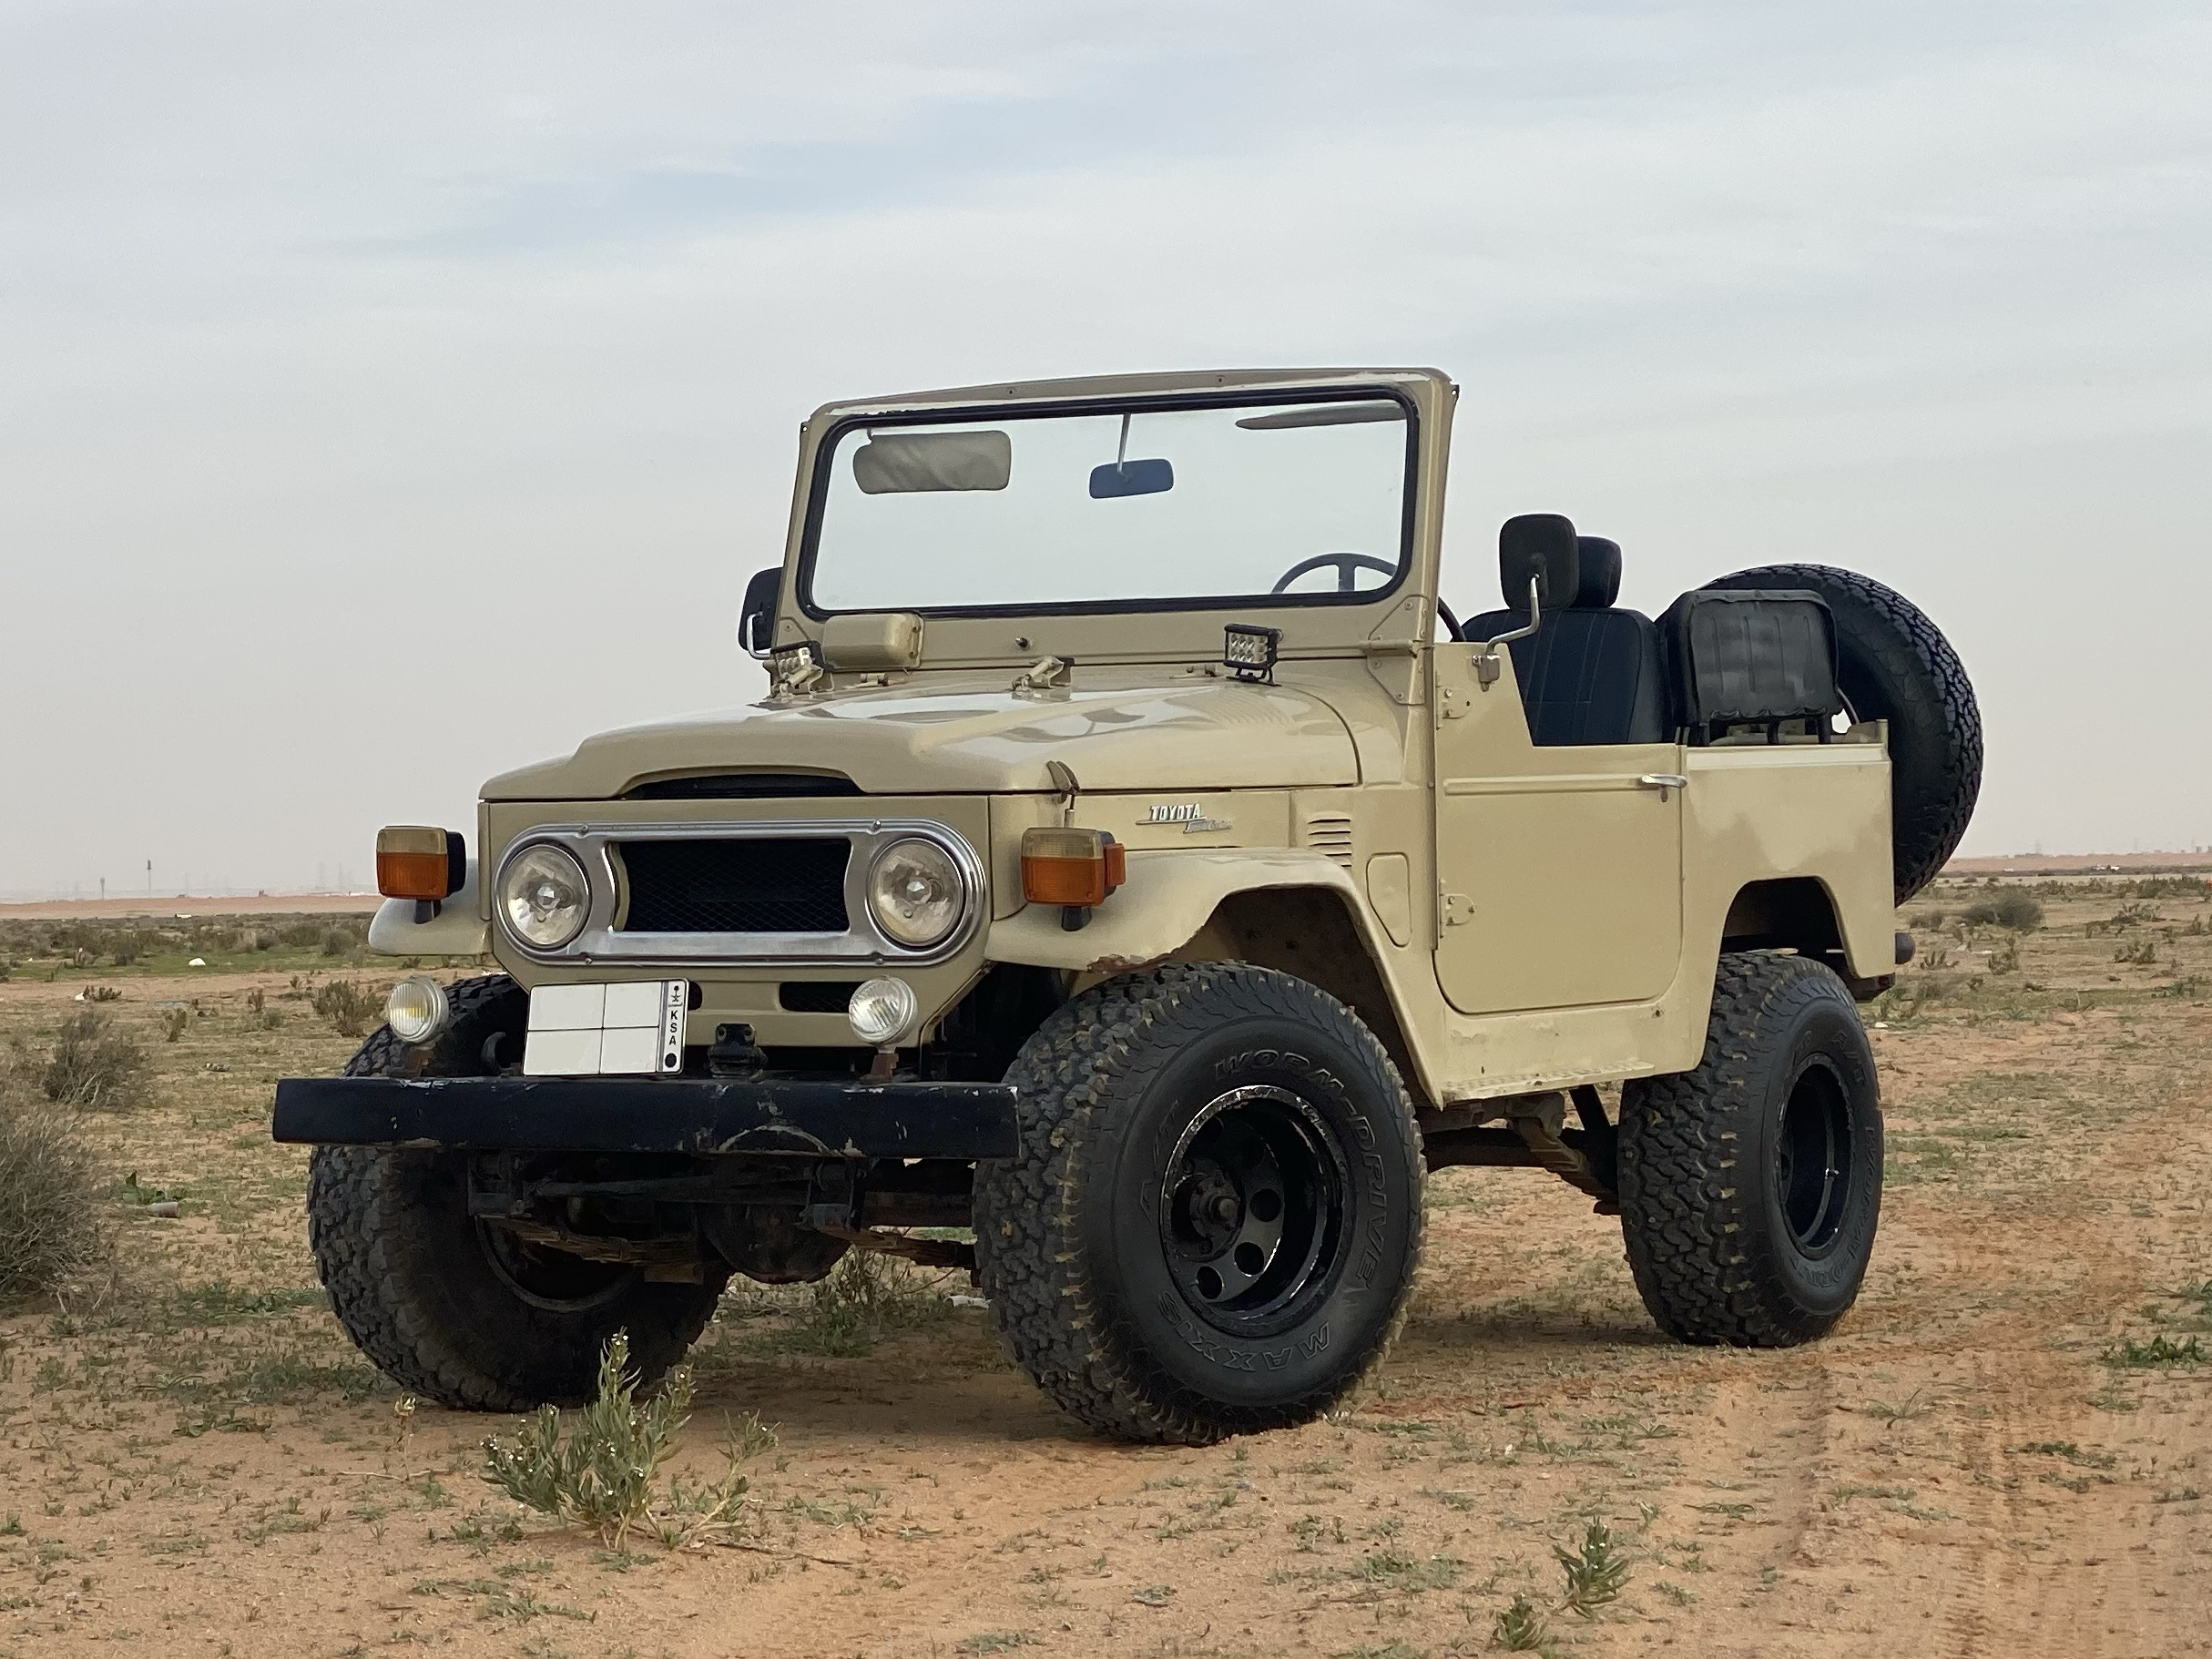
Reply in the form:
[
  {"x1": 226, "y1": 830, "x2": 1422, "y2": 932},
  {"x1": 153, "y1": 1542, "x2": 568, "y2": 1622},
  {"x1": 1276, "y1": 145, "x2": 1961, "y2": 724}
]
[{"x1": 8, "y1": 847, "x2": 2211, "y2": 916}]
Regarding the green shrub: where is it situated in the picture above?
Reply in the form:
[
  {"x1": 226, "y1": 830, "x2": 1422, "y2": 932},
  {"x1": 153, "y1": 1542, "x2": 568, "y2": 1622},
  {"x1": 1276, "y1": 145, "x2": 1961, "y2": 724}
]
[
  {"x1": 771, "y1": 1249, "x2": 953, "y2": 1356},
  {"x1": 36, "y1": 1012, "x2": 148, "y2": 1111},
  {"x1": 483, "y1": 1331, "x2": 769, "y2": 1548},
  {"x1": 0, "y1": 1089, "x2": 106, "y2": 1307},
  {"x1": 1555, "y1": 1517, "x2": 1630, "y2": 1617},
  {"x1": 1962, "y1": 891, "x2": 2044, "y2": 931},
  {"x1": 311, "y1": 980, "x2": 380, "y2": 1039}
]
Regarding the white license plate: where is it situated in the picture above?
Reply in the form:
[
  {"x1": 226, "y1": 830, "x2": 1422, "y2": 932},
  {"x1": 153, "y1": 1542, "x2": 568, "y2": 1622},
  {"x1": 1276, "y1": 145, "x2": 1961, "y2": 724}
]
[{"x1": 523, "y1": 980, "x2": 688, "y2": 1077}]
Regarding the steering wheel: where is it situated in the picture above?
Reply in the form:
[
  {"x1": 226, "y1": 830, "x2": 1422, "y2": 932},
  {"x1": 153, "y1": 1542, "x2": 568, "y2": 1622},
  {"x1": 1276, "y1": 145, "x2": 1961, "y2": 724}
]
[{"x1": 1270, "y1": 552, "x2": 1395, "y2": 595}]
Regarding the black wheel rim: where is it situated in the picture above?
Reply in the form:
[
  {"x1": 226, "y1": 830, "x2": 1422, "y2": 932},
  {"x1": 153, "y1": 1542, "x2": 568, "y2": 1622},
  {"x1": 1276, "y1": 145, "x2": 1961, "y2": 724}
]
[
  {"x1": 1775, "y1": 1062, "x2": 1853, "y2": 1257},
  {"x1": 477, "y1": 1221, "x2": 638, "y2": 1313},
  {"x1": 1157, "y1": 1084, "x2": 1351, "y2": 1335}
]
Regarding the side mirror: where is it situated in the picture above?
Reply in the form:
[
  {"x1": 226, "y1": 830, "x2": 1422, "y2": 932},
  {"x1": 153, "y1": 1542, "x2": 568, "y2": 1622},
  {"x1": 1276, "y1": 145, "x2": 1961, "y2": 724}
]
[
  {"x1": 1088, "y1": 457, "x2": 1174, "y2": 499},
  {"x1": 739, "y1": 566, "x2": 781, "y2": 656},
  {"x1": 1498, "y1": 514, "x2": 1580, "y2": 612}
]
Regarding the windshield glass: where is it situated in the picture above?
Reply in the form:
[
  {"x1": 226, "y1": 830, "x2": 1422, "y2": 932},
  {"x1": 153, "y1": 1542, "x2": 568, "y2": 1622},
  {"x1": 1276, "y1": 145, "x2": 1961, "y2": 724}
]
[{"x1": 803, "y1": 393, "x2": 1412, "y2": 615}]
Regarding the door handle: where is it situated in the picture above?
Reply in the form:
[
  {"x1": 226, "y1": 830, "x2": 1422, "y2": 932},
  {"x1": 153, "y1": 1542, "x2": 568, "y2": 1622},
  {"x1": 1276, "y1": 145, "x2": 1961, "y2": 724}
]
[{"x1": 1637, "y1": 773, "x2": 1688, "y2": 802}]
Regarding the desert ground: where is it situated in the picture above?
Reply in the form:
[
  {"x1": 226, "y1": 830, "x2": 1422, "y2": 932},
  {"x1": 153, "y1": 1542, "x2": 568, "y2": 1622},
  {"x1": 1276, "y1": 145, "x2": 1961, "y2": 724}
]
[{"x1": 1, "y1": 876, "x2": 2208, "y2": 1658}]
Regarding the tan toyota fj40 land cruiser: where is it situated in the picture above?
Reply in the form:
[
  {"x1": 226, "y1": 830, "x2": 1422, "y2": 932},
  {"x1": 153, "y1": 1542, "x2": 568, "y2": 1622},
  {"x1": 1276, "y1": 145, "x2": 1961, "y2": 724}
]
[{"x1": 275, "y1": 366, "x2": 1981, "y2": 1443}]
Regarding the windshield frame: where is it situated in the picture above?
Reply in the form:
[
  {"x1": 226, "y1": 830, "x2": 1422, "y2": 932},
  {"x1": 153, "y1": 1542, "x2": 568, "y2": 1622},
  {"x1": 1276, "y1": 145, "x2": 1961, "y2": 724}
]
[{"x1": 793, "y1": 382, "x2": 1421, "y2": 621}]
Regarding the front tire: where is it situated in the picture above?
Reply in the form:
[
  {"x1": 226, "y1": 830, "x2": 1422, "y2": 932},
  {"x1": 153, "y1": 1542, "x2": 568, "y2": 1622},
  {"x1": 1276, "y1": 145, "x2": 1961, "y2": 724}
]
[
  {"x1": 1618, "y1": 952, "x2": 1882, "y2": 1347},
  {"x1": 973, "y1": 964, "x2": 1423, "y2": 1443},
  {"x1": 306, "y1": 977, "x2": 727, "y2": 1410}
]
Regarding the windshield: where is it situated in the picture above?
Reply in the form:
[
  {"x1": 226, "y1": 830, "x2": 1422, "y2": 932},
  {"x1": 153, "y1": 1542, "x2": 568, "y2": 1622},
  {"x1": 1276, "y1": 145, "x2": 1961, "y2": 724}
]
[{"x1": 802, "y1": 393, "x2": 1413, "y2": 615}]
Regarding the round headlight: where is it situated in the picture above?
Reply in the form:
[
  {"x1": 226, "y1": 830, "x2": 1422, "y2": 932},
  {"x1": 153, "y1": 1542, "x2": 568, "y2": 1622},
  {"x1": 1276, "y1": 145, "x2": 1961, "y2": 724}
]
[
  {"x1": 847, "y1": 977, "x2": 920, "y2": 1046},
  {"x1": 499, "y1": 843, "x2": 592, "y2": 950},
  {"x1": 385, "y1": 974, "x2": 450, "y2": 1045},
  {"x1": 866, "y1": 838, "x2": 965, "y2": 949}
]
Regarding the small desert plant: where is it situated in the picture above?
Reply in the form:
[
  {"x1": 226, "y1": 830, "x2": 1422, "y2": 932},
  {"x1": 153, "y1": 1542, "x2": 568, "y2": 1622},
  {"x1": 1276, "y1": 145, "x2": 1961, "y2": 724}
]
[
  {"x1": 246, "y1": 988, "x2": 266, "y2": 1014},
  {"x1": 37, "y1": 1011, "x2": 148, "y2": 1111},
  {"x1": 2115, "y1": 939, "x2": 2158, "y2": 965},
  {"x1": 2105, "y1": 1334, "x2": 2204, "y2": 1369},
  {"x1": 482, "y1": 1331, "x2": 769, "y2": 1548},
  {"x1": 1961, "y1": 891, "x2": 2044, "y2": 931},
  {"x1": 161, "y1": 1007, "x2": 190, "y2": 1043},
  {"x1": 311, "y1": 979, "x2": 380, "y2": 1038},
  {"x1": 321, "y1": 925, "x2": 362, "y2": 957},
  {"x1": 81, "y1": 984, "x2": 122, "y2": 1003},
  {"x1": 1555, "y1": 1517, "x2": 1630, "y2": 1617},
  {"x1": 1493, "y1": 1593, "x2": 1554, "y2": 1653},
  {"x1": 107, "y1": 933, "x2": 142, "y2": 966},
  {"x1": 774, "y1": 1248, "x2": 953, "y2": 1357},
  {"x1": 1988, "y1": 938, "x2": 2019, "y2": 973},
  {"x1": 1907, "y1": 909, "x2": 1946, "y2": 930},
  {"x1": 2125, "y1": 876, "x2": 2210, "y2": 901},
  {"x1": 0, "y1": 1090, "x2": 106, "y2": 1307}
]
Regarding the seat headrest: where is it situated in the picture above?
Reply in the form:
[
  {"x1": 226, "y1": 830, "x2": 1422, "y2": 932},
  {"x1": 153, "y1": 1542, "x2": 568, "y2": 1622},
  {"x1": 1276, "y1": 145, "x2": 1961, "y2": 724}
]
[
  {"x1": 1572, "y1": 537, "x2": 1622, "y2": 607},
  {"x1": 1499, "y1": 514, "x2": 1579, "y2": 612}
]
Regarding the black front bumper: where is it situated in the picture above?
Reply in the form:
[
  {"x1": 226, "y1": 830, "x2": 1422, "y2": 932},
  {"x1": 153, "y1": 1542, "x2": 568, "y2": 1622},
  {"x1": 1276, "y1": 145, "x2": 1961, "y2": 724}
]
[{"x1": 271, "y1": 1074, "x2": 1018, "y2": 1161}]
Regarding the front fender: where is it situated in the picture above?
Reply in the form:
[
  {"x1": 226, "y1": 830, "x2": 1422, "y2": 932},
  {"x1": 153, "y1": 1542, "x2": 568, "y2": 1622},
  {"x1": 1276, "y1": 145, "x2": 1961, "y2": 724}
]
[
  {"x1": 984, "y1": 848, "x2": 1365, "y2": 972},
  {"x1": 366, "y1": 858, "x2": 491, "y2": 957}
]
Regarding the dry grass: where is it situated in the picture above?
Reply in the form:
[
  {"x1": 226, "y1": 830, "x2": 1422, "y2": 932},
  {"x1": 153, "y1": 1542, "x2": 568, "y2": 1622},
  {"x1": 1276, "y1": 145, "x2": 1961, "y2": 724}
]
[
  {"x1": 14, "y1": 1008, "x2": 150, "y2": 1110},
  {"x1": 0, "y1": 1086, "x2": 105, "y2": 1307}
]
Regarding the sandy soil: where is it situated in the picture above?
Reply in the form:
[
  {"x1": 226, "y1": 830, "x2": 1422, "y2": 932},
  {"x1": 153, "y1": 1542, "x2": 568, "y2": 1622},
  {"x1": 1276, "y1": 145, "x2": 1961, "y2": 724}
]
[{"x1": 2, "y1": 879, "x2": 2207, "y2": 1657}]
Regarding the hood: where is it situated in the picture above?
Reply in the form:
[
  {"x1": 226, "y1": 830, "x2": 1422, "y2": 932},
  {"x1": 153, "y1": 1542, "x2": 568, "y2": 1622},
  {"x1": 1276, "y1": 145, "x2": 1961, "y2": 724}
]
[{"x1": 484, "y1": 672, "x2": 1361, "y2": 800}]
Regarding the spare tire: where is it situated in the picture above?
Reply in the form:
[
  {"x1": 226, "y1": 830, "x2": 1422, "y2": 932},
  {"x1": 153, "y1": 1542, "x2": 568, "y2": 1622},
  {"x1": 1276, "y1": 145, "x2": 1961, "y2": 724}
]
[{"x1": 1704, "y1": 565, "x2": 1980, "y2": 903}]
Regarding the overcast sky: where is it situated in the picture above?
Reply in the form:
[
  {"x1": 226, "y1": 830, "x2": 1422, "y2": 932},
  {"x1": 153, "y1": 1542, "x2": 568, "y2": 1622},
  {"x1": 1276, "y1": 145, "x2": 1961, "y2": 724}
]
[{"x1": 3, "y1": 1, "x2": 2207, "y2": 897}]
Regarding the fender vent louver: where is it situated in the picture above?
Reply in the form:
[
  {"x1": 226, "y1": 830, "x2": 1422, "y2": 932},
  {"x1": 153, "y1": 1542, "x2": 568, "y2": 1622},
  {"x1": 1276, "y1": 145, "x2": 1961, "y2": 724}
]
[{"x1": 1303, "y1": 814, "x2": 1354, "y2": 870}]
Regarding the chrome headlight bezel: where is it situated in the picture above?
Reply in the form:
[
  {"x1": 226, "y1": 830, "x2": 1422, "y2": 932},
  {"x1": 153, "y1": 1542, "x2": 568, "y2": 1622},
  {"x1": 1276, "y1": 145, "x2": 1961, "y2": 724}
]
[
  {"x1": 864, "y1": 836, "x2": 968, "y2": 950},
  {"x1": 384, "y1": 974, "x2": 451, "y2": 1046},
  {"x1": 496, "y1": 841, "x2": 594, "y2": 951}
]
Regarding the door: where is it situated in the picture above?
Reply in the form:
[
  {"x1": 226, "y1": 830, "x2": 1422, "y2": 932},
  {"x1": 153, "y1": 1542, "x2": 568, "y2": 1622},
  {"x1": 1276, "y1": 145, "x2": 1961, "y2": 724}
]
[{"x1": 1431, "y1": 644, "x2": 1684, "y2": 1013}]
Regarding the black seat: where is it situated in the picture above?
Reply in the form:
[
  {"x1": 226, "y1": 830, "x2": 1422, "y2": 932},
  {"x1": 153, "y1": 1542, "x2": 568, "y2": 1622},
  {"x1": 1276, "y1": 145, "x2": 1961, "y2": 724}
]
[
  {"x1": 1657, "y1": 587, "x2": 1842, "y2": 744},
  {"x1": 1463, "y1": 531, "x2": 1667, "y2": 747}
]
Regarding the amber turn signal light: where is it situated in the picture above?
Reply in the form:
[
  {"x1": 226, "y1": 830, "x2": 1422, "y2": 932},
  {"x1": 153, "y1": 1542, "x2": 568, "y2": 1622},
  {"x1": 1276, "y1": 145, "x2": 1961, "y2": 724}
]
[
  {"x1": 1020, "y1": 827, "x2": 1126, "y2": 908},
  {"x1": 376, "y1": 825, "x2": 464, "y2": 901}
]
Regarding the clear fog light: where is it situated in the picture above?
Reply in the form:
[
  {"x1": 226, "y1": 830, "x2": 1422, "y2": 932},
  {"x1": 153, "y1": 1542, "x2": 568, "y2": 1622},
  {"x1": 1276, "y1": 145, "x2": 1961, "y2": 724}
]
[
  {"x1": 500, "y1": 843, "x2": 591, "y2": 949},
  {"x1": 847, "y1": 977, "x2": 919, "y2": 1046},
  {"x1": 866, "y1": 838, "x2": 964, "y2": 948},
  {"x1": 386, "y1": 974, "x2": 450, "y2": 1045}
]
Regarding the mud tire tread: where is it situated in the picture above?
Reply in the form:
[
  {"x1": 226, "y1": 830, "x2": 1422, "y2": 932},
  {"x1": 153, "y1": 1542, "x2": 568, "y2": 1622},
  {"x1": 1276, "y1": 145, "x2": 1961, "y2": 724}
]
[
  {"x1": 973, "y1": 962, "x2": 1422, "y2": 1445},
  {"x1": 1617, "y1": 952, "x2": 1878, "y2": 1348},
  {"x1": 306, "y1": 976, "x2": 724, "y2": 1412}
]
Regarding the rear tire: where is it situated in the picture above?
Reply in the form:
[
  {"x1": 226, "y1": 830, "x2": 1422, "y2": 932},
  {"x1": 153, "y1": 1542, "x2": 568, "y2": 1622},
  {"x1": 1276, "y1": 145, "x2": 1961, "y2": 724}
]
[
  {"x1": 306, "y1": 977, "x2": 727, "y2": 1410},
  {"x1": 1618, "y1": 952, "x2": 1882, "y2": 1347},
  {"x1": 973, "y1": 963, "x2": 1422, "y2": 1443}
]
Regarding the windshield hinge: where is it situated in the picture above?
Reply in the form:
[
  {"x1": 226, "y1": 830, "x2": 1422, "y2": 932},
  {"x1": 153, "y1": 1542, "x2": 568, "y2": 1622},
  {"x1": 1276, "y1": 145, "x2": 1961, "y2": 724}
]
[{"x1": 1011, "y1": 656, "x2": 1075, "y2": 697}]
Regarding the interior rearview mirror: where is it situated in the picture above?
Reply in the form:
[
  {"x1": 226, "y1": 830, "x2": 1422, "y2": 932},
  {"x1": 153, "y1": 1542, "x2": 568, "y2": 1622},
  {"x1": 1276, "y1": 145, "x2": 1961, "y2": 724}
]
[
  {"x1": 739, "y1": 565, "x2": 780, "y2": 655},
  {"x1": 852, "y1": 430, "x2": 1012, "y2": 494},
  {"x1": 1087, "y1": 457, "x2": 1174, "y2": 499}
]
